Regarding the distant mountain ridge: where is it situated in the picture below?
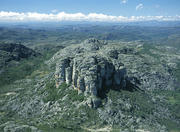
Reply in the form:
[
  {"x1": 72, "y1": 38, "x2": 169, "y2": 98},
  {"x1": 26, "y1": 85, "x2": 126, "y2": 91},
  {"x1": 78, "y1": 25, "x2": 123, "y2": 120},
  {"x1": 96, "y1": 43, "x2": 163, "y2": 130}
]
[{"x1": 1, "y1": 20, "x2": 180, "y2": 28}]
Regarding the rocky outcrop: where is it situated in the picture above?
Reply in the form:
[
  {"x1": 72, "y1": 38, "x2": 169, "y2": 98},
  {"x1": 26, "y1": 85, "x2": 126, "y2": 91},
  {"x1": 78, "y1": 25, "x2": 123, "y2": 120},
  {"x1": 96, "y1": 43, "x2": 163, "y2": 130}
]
[
  {"x1": 51, "y1": 38, "x2": 177, "y2": 107},
  {"x1": 54, "y1": 39, "x2": 127, "y2": 108}
]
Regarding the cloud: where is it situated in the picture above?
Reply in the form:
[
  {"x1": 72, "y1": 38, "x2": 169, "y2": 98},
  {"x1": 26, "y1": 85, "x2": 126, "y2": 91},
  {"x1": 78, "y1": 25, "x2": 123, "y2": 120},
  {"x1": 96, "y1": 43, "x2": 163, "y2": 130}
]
[
  {"x1": 0, "y1": 11, "x2": 179, "y2": 22},
  {"x1": 51, "y1": 9, "x2": 59, "y2": 13},
  {"x1": 136, "y1": 3, "x2": 143, "y2": 10},
  {"x1": 121, "y1": 0, "x2": 128, "y2": 4}
]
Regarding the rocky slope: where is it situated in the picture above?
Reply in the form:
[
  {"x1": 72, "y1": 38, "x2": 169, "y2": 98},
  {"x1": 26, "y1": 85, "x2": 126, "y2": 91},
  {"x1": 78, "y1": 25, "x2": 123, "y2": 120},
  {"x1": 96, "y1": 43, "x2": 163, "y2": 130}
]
[
  {"x1": 49, "y1": 38, "x2": 178, "y2": 108},
  {"x1": 0, "y1": 39, "x2": 180, "y2": 132}
]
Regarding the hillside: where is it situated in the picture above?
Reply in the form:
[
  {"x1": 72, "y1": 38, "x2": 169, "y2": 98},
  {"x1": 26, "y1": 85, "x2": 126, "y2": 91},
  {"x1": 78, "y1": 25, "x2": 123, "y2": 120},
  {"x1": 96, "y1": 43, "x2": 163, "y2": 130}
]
[
  {"x1": 0, "y1": 38, "x2": 180, "y2": 132},
  {"x1": 0, "y1": 43, "x2": 38, "y2": 69},
  {"x1": 0, "y1": 43, "x2": 40, "y2": 87}
]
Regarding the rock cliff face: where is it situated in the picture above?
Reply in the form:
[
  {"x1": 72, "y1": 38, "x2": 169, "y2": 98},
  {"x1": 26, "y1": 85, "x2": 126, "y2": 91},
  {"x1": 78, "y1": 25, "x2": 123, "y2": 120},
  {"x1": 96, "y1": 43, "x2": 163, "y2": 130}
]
[{"x1": 55, "y1": 55, "x2": 126, "y2": 96}]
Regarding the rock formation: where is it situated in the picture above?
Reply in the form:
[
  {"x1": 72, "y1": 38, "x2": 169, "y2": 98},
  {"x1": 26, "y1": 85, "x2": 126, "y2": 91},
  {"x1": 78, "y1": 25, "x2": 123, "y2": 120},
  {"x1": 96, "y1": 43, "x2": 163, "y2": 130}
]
[
  {"x1": 51, "y1": 38, "x2": 176, "y2": 108},
  {"x1": 54, "y1": 39, "x2": 127, "y2": 108},
  {"x1": 55, "y1": 54, "x2": 127, "y2": 96}
]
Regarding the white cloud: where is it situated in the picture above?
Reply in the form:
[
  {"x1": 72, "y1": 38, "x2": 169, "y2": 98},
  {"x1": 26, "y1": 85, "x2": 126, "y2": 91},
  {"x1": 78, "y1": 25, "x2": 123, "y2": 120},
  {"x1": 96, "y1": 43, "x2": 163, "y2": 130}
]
[
  {"x1": 136, "y1": 3, "x2": 143, "y2": 10},
  {"x1": 0, "y1": 11, "x2": 179, "y2": 22},
  {"x1": 51, "y1": 9, "x2": 59, "y2": 13},
  {"x1": 121, "y1": 0, "x2": 128, "y2": 4}
]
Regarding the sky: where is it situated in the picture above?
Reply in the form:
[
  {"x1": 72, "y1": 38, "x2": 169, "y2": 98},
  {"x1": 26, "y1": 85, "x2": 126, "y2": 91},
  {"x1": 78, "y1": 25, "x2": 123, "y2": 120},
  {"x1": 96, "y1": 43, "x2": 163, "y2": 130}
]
[{"x1": 0, "y1": 0, "x2": 180, "y2": 22}]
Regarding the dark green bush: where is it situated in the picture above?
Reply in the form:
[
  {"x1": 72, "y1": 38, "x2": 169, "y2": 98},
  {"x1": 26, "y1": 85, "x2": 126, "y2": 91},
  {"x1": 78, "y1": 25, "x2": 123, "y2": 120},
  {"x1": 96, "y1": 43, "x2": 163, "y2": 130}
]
[
  {"x1": 68, "y1": 90, "x2": 84, "y2": 102},
  {"x1": 43, "y1": 82, "x2": 68, "y2": 103}
]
